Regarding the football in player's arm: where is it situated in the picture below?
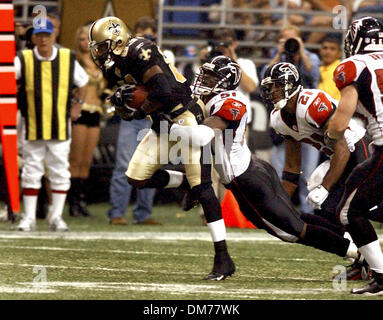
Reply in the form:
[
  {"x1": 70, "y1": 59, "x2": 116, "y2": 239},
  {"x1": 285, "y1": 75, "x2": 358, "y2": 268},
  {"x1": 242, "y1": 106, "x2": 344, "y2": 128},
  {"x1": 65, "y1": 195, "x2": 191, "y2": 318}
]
[{"x1": 88, "y1": 17, "x2": 235, "y2": 281}]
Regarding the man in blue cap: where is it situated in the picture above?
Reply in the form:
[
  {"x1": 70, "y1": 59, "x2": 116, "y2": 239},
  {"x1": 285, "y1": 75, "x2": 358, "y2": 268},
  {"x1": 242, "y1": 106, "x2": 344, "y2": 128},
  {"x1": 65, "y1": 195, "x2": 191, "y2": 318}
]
[{"x1": 14, "y1": 19, "x2": 88, "y2": 231}]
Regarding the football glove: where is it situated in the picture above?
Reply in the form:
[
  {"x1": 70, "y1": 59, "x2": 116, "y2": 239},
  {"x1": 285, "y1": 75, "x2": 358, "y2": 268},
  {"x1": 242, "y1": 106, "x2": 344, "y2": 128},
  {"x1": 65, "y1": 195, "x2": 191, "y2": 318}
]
[
  {"x1": 114, "y1": 105, "x2": 136, "y2": 121},
  {"x1": 110, "y1": 83, "x2": 136, "y2": 107},
  {"x1": 306, "y1": 185, "x2": 329, "y2": 210}
]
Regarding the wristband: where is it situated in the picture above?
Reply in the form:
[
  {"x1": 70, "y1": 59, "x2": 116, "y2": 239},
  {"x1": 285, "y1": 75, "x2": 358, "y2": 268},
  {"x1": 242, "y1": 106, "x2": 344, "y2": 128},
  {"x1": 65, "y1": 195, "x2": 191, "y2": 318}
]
[{"x1": 282, "y1": 170, "x2": 300, "y2": 185}]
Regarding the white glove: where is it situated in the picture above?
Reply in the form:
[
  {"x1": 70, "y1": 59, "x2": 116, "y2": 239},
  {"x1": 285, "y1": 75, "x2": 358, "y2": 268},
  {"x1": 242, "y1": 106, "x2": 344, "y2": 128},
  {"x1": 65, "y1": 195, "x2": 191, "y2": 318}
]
[
  {"x1": 306, "y1": 185, "x2": 329, "y2": 210},
  {"x1": 344, "y1": 121, "x2": 366, "y2": 152},
  {"x1": 368, "y1": 142, "x2": 375, "y2": 155},
  {"x1": 344, "y1": 128, "x2": 357, "y2": 152}
]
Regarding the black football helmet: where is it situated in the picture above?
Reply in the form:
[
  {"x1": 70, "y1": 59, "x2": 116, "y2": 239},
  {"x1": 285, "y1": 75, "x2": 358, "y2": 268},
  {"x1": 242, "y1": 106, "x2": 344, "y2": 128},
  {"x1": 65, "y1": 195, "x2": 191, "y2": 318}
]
[
  {"x1": 193, "y1": 55, "x2": 241, "y2": 96},
  {"x1": 344, "y1": 16, "x2": 383, "y2": 58},
  {"x1": 260, "y1": 62, "x2": 302, "y2": 110}
]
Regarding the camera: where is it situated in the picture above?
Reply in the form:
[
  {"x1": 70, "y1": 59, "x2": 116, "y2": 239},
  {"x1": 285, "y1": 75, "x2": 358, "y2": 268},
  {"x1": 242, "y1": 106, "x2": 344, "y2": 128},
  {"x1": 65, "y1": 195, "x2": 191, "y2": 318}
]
[
  {"x1": 284, "y1": 38, "x2": 300, "y2": 62},
  {"x1": 203, "y1": 39, "x2": 232, "y2": 63}
]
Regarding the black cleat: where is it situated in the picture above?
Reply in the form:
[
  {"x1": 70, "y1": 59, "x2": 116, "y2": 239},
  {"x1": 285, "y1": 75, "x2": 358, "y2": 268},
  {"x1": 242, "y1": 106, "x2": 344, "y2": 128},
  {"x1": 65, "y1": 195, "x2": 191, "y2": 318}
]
[
  {"x1": 69, "y1": 204, "x2": 82, "y2": 217},
  {"x1": 181, "y1": 191, "x2": 199, "y2": 211},
  {"x1": 351, "y1": 272, "x2": 383, "y2": 295},
  {"x1": 334, "y1": 255, "x2": 371, "y2": 281},
  {"x1": 204, "y1": 252, "x2": 235, "y2": 281}
]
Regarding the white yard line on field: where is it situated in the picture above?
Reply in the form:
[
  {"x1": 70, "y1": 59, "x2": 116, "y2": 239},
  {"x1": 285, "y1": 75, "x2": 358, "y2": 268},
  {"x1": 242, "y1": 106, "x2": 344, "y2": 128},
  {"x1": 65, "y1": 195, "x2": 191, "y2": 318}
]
[
  {"x1": 0, "y1": 244, "x2": 334, "y2": 263},
  {"x1": 12, "y1": 281, "x2": 334, "y2": 298},
  {"x1": 0, "y1": 261, "x2": 323, "y2": 282},
  {"x1": 0, "y1": 231, "x2": 280, "y2": 242},
  {"x1": 0, "y1": 230, "x2": 382, "y2": 243}
]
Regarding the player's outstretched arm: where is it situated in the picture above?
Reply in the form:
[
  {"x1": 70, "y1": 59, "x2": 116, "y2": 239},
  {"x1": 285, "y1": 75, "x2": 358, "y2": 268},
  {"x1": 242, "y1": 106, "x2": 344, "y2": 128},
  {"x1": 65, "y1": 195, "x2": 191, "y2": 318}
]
[
  {"x1": 170, "y1": 116, "x2": 228, "y2": 148},
  {"x1": 327, "y1": 85, "x2": 358, "y2": 142},
  {"x1": 282, "y1": 139, "x2": 302, "y2": 197}
]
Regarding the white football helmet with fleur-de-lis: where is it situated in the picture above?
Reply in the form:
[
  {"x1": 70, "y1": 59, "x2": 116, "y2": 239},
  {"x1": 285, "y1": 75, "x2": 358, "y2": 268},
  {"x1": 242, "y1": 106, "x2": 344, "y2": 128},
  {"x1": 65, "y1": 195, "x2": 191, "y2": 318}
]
[{"x1": 88, "y1": 16, "x2": 131, "y2": 69}]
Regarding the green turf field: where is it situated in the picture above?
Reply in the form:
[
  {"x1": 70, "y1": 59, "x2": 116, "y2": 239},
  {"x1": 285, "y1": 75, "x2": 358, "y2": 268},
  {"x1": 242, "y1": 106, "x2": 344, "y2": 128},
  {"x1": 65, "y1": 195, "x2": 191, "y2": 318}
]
[{"x1": 0, "y1": 202, "x2": 381, "y2": 300}]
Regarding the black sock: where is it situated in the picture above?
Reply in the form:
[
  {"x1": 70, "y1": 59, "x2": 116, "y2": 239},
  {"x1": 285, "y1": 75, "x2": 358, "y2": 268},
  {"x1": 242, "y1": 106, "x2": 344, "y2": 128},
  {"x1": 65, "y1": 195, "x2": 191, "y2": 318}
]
[
  {"x1": 214, "y1": 240, "x2": 228, "y2": 254},
  {"x1": 191, "y1": 184, "x2": 222, "y2": 223},
  {"x1": 298, "y1": 224, "x2": 350, "y2": 257},
  {"x1": 301, "y1": 212, "x2": 345, "y2": 236},
  {"x1": 78, "y1": 178, "x2": 88, "y2": 203},
  {"x1": 69, "y1": 178, "x2": 81, "y2": 206}
]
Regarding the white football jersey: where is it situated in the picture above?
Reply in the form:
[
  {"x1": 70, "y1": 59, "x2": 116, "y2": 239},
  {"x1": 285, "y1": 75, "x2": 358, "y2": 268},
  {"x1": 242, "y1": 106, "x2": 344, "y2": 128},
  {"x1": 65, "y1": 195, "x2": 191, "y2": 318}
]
[
  {"x1": 205, "y1": 90, "x2": 251, "y2": 184},
  {"x1": 334, "y1": 52, "x2": 383, "y2": 146},
  {"x1": 270, "y1": 88, "x2": 365, "y2": 157}
]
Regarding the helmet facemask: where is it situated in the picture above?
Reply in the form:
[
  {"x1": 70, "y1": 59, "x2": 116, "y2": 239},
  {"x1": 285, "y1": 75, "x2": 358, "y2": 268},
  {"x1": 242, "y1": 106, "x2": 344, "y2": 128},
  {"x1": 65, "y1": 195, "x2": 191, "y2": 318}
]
[
  {"x1": 261, "y1": 77, "x2": 301, "y2": 110},
  {"x1": 194, "y1": 66, "x2": 231, "y2": 96},
  {"x1": 193, "y1": 58, "x2": 241, "y2": 96},
  {"x1": 89, "y1": 39, "x2": 115, "y2": 69},
  {"x1": 88, "y1": 17, "x2": 130, "y2": 70}
]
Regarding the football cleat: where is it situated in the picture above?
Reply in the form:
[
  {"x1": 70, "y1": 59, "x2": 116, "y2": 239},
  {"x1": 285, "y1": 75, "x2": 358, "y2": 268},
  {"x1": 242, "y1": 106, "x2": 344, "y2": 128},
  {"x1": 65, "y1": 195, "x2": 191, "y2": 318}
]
[
  {"x1": 49, "y1": 216, "x2": 69, "y2": 232},
  {"x1": 181, "y1": 191, "x2": 199, "y2": 211},
  {"x1": 334, "y1": 255, "x2": 371, "y2": 281},
  {"x1": 204, "y1": 252, "x2": 235, "y2": 281},
  {"x1": 351, "y1": 272, "x2": 383, "y2": 295},
  {"x1": 17, "y1": 217, "x2": 36, "y2": 232}
]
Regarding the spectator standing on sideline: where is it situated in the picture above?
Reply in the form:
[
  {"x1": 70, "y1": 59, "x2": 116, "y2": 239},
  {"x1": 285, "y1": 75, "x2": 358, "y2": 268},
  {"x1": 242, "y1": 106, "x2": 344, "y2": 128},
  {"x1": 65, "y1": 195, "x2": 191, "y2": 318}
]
[
  {"x1": 15, "y1": 19, "x2": 88, "y2": 231},
  {"x1": 68, "y1": 24, "x2": 108, "y2": 217},
  {"x1": 107, "y1": 17, "x2": 163, "y2": 226},
  {"x1": 318, "y1": 36, "x2": 342, "y2": 101},
  {"x1": 261, "y1": 24, "x2": 320, "y2": 214}
]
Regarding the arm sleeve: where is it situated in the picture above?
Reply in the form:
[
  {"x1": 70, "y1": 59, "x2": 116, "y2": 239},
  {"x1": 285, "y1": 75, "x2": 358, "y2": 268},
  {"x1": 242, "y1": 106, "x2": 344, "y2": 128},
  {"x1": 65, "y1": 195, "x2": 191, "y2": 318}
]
[
  {"x1": 333, "y1": 60, "x2": 358, "y2": 91},
  {"x1": 213, "y1": 98, "x2": 247, "y2": 121},
  {"x1": 305, "y1": 92, "x2": 335, "y2": 129}
]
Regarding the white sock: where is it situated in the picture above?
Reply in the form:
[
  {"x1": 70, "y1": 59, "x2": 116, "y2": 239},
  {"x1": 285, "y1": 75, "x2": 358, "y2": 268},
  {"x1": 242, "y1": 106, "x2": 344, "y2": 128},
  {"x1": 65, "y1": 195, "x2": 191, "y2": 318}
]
[
  {"x1": 358, "y1": 240, "x2": 383, "y2": 274},
  {"x1": 165, "y1": 170, "x2": 184, "y2": 188},
  {"x1": 207, "y1": 219, "x2": 227, "y2": 242},
  {"x1": 49, "y1": 191, "x2": 67, "y2": 222},
  {"x1": 23, "y1": 195, "x2": 37, "y2": 221},
  {"x1": 346, "y1": 240, "x2": 358, "y2": 259}
]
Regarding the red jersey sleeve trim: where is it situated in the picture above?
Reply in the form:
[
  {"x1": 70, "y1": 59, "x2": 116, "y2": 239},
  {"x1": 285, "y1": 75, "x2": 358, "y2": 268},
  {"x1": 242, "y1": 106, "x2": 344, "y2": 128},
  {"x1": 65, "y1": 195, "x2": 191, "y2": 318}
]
[
  {"x1": 215, "y1": 98, "x2": 246, "y2": 121},
  {"x1": 306, "y1": 92, "x2": 334, "y2": 128},
  {"x1": 333, "y1": 60, "x2": 357, "y2": 91}
]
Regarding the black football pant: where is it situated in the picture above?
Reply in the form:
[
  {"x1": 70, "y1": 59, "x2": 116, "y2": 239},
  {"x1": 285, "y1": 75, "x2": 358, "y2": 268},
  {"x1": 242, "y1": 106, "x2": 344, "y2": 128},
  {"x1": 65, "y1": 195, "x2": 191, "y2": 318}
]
[
  {"x1": 226, "y1": 156, "x2": 350, "y2": 257},
  {"x1": 336, "y1": 145, "x2": 383, "y2": 248}
]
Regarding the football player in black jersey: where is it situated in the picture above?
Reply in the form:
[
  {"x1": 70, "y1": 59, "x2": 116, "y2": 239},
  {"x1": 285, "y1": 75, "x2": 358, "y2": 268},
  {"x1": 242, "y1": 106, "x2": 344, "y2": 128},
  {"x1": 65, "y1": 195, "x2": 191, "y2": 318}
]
[{"x1": 88, "y1": 16, "x2": 234, "y2": 280}]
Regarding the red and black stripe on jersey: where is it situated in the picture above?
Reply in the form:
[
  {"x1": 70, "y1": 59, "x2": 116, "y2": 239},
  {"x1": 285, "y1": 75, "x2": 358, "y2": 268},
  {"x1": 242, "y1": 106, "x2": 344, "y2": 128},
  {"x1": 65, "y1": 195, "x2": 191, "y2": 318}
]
[{"x1": 353, "y1": 67, "x2": 379, "y2": 119}]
